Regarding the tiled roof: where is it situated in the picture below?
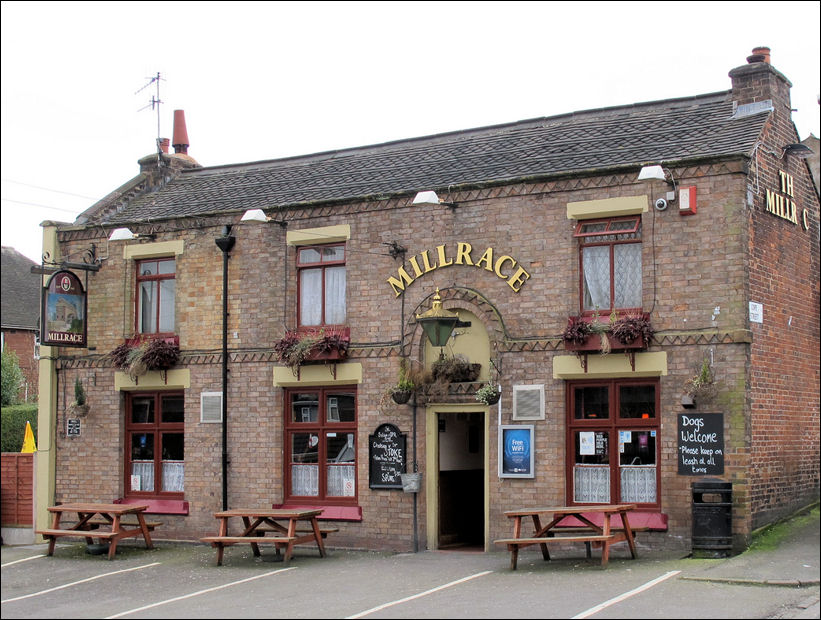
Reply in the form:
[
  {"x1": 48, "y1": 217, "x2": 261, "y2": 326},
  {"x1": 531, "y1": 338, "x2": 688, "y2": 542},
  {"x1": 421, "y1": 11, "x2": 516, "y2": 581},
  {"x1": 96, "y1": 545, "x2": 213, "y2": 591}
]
[
  {"x1": 101, "y1": 90, "x2": 768, "y2": 225},
  {"x1": 1, "y1": 247, "x2": 40, "y2": 331}
]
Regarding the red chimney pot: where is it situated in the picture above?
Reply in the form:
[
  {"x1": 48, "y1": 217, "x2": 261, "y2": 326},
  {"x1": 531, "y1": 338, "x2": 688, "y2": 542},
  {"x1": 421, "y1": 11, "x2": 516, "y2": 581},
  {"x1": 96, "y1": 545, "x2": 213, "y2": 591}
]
[
  {"x1": 749, "y1": 46, "x2": 771, "y2": 64},
  {"x1": 172, "y1": 110, "x2": 189, "y2": 154}
]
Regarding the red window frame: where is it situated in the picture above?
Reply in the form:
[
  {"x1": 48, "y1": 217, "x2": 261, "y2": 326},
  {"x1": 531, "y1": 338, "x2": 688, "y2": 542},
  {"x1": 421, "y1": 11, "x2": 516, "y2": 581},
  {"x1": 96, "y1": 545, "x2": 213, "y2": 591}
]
[
  {"x1": 124, "y1": 391, "x2": 185, "y2": 499},
  {"x1": 284, "y1": 387, "x2": 357, "y2": 505},
  {"x1": 296, "y1": 243, "x2": 346, "y2": 328},
  {"x1": 565, "y1": 379, "x2": 660, "y2": 510},
  {"x1": 574, "y1": 216, "x2": 642, "y2": 315},
  {"x1": 135, "y1": 258, "x2": 176, "y2": 335}
]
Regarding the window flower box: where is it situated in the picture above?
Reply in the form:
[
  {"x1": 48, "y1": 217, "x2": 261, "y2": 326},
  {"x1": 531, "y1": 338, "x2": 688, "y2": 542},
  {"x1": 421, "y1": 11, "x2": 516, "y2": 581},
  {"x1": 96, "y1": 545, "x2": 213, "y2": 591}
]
[
  {"x1": 110, "y1": 336, "x2": 181, "y2": 382},
  {"x1": 274, "y1": 327, "x2": 350, "y2": 375},
  {"x1": 563, "y1": 313, "x2": 653, "y2": 354}
]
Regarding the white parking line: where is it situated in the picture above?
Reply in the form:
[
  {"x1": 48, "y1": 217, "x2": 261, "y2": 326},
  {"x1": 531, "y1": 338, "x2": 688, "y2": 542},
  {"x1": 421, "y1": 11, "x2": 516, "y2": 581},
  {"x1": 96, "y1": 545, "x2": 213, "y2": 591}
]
[
  {"x1": 1, "y1": 562, "x2": 161, "y2": 603},
  {"x1": 571, "y1": 570, "x2": 681, "y2": 618},
  {"x1": 345, "y1": 570, "x2": 493, "y2": 619},
  {"x1": 105, "y1": 566, "x2": 297, "y2": 618},
  {"x1": 1, "y1": 554, "x2": 46, "y2": 567}
]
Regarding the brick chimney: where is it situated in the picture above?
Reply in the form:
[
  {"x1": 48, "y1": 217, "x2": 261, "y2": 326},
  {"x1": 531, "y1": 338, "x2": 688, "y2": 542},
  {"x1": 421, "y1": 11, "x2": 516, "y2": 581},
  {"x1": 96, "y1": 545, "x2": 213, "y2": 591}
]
[
  {"x1": 172, "y1": 110, "x2": 190, "y2": 155},
  {"x1": 729, "y1": 46, "x2": 792, "y2": 120}
]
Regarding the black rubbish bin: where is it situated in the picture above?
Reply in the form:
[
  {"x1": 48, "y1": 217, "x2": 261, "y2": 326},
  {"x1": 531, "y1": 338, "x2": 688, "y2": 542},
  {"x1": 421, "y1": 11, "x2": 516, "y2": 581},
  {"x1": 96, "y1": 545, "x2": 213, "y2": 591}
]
[{"x1": 692, "y1": 478, "x2": 732, "y2": 557}]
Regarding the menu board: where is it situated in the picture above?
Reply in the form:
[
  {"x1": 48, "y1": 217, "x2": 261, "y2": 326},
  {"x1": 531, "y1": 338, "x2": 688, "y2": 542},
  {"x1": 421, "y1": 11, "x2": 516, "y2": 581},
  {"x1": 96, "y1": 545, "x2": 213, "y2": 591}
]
[
  {"x1": 368, "y1": 423, "x2": 407, "y2": 489},
  {"x1": 677, "y1": 413, "x2": 724, "y2": 475}
]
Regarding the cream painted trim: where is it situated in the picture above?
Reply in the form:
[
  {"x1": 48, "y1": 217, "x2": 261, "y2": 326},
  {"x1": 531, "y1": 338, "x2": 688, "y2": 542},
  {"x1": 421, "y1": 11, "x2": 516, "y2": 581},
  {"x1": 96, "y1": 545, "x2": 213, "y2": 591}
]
[
  {"x1": 424, "y1": 402, "x2": 489, "y2": 551},
  {"x1": 566, "y1": 196, "x2": 648, "y2": 220},
  {"x1": 286, "y1": 224, "x2": 351, "y2": 246},
  {"x1": 115, "y1": 369, "x2": 191, "y2": 390},
  {"x1": 273, "y1": 363, "x2": 362, "y2": 386},
  {"x1": 553, "y1": 351, "x2": 668, "y2": 379},
  {"x1": 124, "y1": 240, "x2": 185, "y2": 259}
]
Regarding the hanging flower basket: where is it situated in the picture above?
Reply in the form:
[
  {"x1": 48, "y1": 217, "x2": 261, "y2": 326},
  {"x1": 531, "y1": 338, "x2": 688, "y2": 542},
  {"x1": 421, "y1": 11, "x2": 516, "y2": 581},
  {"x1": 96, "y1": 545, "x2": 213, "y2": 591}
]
[
  {"x1": 475, "y1": 383, "x2": 501, "y2": 405},
  {"x1": 391, "y1": 389, "x2": 413, "y2": 405}
]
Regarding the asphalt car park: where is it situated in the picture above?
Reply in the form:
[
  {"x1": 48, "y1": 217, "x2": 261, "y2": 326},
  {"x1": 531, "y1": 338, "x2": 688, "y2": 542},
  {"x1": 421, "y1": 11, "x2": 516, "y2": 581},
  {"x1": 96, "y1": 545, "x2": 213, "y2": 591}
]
[{"x1": 2, "y1": 539, "x2": 818, "y2": 619}]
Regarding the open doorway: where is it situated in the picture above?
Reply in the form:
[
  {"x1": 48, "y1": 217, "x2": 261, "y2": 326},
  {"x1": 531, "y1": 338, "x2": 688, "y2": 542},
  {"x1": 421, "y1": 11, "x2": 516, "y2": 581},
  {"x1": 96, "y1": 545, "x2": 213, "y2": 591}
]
[{"x1": 437, "y1": 411, "x2": 484, "y2": 550}]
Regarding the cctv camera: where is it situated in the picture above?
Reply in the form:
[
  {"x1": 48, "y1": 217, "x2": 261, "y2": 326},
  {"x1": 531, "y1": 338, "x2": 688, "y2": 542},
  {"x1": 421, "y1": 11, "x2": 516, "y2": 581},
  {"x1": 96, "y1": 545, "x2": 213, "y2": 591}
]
[{"x1": 654, "y1": 198, "x2": 668, "y2": 211}]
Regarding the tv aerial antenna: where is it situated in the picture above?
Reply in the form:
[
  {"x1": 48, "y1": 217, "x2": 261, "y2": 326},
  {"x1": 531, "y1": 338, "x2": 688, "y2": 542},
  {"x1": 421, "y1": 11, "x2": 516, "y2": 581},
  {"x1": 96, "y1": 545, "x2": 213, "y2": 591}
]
[{"x1": 136, "y1": 72, "x2": 165, "y2": 155}]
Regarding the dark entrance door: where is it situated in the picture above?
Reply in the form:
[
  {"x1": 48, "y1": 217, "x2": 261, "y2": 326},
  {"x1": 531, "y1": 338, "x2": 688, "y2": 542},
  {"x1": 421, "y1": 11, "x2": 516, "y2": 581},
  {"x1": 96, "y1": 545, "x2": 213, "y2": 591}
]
[{"x1": 437, "y1": 412, "x2": 484, "y2": 549}]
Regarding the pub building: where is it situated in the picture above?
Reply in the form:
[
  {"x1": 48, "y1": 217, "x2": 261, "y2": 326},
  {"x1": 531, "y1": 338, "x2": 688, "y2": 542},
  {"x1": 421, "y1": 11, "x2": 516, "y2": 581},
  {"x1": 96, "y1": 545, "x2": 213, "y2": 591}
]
[{"x1": 35, "y1": 48, "x2": 819, "y2": 554}]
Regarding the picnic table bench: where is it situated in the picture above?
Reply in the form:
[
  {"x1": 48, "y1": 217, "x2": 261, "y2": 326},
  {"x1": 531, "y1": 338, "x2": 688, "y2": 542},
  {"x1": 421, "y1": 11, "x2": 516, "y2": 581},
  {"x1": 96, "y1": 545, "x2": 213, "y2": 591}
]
[
  {"x1": 36, "y1": 502, "x2": 157, "y2": 560},
  {"x1": 494, "y1": 504, "x2": 639, "y2": 569},
  {"x1": 201, "y1": 508, "x2": 331, "y2": 566}
]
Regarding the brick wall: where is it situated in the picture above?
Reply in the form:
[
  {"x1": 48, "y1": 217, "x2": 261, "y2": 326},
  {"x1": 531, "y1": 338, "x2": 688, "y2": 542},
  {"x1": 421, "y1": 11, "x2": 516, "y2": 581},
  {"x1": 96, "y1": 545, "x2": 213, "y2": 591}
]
[{"x1": 49, "y1": 149, "x2": 818, "y2": 550}]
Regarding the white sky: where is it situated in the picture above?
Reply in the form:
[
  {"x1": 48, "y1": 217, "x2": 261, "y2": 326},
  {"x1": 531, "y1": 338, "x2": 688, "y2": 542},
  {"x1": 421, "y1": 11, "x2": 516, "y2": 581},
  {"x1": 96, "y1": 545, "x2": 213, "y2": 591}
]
[{"x1": 2, "y1": 1, "x2": 819, "y2": 265}]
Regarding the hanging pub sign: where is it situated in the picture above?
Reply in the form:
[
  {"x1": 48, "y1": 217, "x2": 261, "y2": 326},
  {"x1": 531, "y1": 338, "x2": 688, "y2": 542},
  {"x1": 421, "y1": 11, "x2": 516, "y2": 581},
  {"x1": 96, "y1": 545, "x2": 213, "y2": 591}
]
[
  {"x1": 368, "y1": 423, "x2": 407, "y2": 489},
  {"x1": 41, "y1": 270, "x2": 87, "y2": 347},
  {"x1": 677, "y1": 413, "x2": 724, "y2": 475}
]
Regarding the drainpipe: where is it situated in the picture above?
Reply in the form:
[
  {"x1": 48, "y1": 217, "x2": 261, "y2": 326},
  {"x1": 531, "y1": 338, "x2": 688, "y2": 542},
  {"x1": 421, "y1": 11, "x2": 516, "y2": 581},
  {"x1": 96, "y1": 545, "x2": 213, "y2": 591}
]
[{"x1": 215, "y1": 226, "x2": 236, "y2": 510}]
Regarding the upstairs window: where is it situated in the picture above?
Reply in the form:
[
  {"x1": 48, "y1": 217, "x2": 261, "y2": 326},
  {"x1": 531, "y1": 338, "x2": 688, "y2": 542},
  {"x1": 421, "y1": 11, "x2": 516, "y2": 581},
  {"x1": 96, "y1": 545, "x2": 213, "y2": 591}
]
[
  {"x1": 297, "y1": 244, "x2": 346, "y2": 327},
  {"x1": 574, "y1": 216, "x2": 641, "y2": 313},
  {"x1": 136, "y1": 258, "x2": 175, "y2": 334}
]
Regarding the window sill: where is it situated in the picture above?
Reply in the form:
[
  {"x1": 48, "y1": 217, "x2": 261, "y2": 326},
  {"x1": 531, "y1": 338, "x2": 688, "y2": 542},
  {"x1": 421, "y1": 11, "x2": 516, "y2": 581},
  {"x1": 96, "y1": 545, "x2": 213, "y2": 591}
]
[
  {"x1": 273, "y1": 503, "x2": 362, "y2": 521},
  {"x1": 115, "y1": 497, "x2": 189, "y2": 515}
]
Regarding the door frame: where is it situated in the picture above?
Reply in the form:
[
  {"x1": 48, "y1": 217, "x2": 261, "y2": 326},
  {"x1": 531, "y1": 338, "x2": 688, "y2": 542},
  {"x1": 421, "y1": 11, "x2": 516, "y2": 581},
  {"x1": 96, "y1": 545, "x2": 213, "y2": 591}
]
[{"x1": 424, "y1": 403, "x2": 489, "y2": 550}]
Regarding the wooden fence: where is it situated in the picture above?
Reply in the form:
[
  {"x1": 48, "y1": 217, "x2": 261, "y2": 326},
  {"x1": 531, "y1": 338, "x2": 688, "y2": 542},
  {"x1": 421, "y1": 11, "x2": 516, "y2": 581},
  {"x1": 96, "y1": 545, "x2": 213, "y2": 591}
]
[{"x1": 1, "y1": 453, "x2": 34, "y2": 526}]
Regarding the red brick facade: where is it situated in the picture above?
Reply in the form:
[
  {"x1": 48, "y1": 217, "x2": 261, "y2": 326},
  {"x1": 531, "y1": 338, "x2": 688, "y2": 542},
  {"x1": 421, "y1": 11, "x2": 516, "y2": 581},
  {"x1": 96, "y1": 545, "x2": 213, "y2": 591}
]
[{"x1": 43, "y1": 53, "x2": 819, "y2": 553}]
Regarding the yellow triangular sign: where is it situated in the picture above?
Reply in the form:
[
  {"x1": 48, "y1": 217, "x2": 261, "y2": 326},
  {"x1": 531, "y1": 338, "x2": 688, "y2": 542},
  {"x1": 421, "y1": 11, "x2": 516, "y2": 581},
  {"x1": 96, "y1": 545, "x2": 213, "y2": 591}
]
[{"x1": 21, "y1": 421, "x2": 37, "y2": 453}]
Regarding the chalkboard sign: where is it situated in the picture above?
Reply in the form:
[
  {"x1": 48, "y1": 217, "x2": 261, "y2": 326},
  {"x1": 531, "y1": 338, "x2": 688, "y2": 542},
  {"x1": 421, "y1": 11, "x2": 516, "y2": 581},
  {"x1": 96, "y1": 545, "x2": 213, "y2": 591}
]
[
  {"x1": 369, "y1": 423, "x2": 407, "y2": 489},
  {"x1": 678, "y1": 413, "x2": 724, "y2": 475}
]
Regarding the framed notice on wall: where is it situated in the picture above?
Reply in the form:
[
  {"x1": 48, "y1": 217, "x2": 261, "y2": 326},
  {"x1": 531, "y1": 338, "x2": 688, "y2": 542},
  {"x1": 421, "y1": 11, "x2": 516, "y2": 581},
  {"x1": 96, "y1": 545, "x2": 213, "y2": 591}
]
[
  {"x1": 499, "y1": 425, "x2": 534, "y2": 478},
  {"x1": 677, "y1": 412, "x2": 724, "y2": 475}
]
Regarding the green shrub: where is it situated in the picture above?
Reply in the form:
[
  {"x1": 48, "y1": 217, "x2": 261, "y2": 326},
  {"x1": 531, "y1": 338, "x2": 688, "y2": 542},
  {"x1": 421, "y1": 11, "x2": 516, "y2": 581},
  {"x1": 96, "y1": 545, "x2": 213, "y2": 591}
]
[
  {"x1": 1, "y1": 347, "x2": 24, "y2": 406},
  {"x1": 1, "y1": 404, "x2": 38, "y2": 452}
]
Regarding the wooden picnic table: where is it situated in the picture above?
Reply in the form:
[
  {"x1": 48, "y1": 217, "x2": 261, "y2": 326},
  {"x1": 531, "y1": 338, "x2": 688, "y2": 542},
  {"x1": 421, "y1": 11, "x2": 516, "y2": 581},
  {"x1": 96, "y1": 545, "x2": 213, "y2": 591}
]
[
  {"x1": 36, "y1": 502, "x2": 158, "y2": 560},
  {"x1": 494, "y1": 504, "x2": 639, "y2": 569},
  {"x1": 201, "y1": 508, "x2": 335, "y2": 566}
]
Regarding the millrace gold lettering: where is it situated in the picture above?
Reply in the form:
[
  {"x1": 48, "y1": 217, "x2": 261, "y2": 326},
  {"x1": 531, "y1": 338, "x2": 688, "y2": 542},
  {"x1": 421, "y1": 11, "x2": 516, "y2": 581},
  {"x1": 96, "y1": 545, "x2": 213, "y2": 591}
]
[
  {"x1": 507, "y1": 266, "x2": 531, "y2": 292},
  {"x1": 455, "y1": 242, "x2": 474, "y2": 265},
  {"x1": 475, "y1": 247, "x2": 494, "y2": 272},
  {"x1": 494, "y1": 255, "x2": 516, "y2": 279},
  {"x1": 436, "y1": 244, "x2": 453, "y2": 268}
]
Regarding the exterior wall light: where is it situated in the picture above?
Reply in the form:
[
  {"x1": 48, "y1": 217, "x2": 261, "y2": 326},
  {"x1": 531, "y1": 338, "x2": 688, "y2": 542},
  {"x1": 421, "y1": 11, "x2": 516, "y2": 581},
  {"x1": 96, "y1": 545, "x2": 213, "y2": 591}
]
[
  {"x1": 415, "y1": 288, "x2": 460, "y2": 348},
  {"x1": 781, "y1": 143, "x2": 813, "y2": 159},
  {"x1": 412, "y1": 191, "x2": 457, "y2": 209},
  {"x1": 108, "y1": 227, "x2": 156, "y2": 241},
  {"x1": 240, "y1": 209, "x2": 287, "y2": 227}
]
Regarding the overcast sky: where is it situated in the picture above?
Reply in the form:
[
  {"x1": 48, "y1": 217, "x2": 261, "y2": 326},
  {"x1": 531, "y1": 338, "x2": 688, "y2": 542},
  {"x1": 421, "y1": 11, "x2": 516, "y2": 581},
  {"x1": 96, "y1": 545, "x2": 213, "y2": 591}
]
[{"x1": 2, "y1": 1, "x2": 819, "y2": 264}]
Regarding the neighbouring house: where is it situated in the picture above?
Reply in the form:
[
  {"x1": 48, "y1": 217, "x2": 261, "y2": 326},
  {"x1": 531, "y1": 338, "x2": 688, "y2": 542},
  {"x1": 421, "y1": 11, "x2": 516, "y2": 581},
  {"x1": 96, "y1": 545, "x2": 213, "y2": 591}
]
[
  {"x1": 1, "y1": 246, "x2": 40, "y2": 402},
  {"x1": 34, "y1": 48, "x2": 819, "y2": 555}
]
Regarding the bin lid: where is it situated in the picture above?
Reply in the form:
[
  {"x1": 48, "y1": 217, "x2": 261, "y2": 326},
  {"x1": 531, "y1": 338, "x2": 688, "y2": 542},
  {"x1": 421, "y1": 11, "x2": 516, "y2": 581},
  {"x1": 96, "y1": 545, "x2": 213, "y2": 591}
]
[{"x1": 692, "y1": 478, "x2": 732, "y2": 490}]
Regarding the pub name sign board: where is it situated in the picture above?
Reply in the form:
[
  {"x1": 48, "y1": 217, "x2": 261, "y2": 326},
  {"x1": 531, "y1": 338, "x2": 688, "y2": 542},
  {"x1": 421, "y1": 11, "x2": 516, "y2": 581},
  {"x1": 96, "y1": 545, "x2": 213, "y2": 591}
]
[{"x1": 41, "y1": 270, "x2": 87, "y2": 347}]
